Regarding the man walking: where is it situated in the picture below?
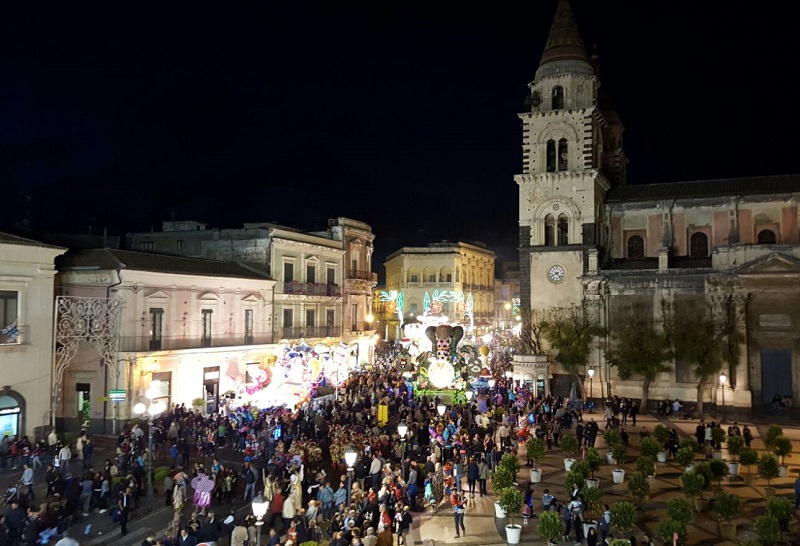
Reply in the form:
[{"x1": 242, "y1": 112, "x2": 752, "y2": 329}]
[
  {"x1": 21, "y1": 463, "x2": 35, "y2": 501},
  {"x1": 58, "y1": 442, "x2": 72, "y2": 475},
  {"x1": 118, "y1": 485, "x2": 133, "y2": 536}
]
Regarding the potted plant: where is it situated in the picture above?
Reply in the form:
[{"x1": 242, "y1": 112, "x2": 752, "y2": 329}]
[
  {"x1": 714, "y1": 490, "x2": 741, "y2": 539},
  {"x1": 676, "y1": 446, "x2": 696, "y2": 470},
  {"x1": 560, "y1": 433, "x2": 579, "y2": 471},
  {"x1": 627, "y1": 471, "x2": 650, "y2": 505},
  {"x1": 726, "y1": 435, "x2": 745, "y2": 476},
  {"x1": 603, "y1": 429, "x2": 622, "y2": 464},
  {"x1": 492, "y1": 465, "x2": 514, "y2": 517},
  {"x1": 766, "y1": 494, "x2": 794, "y2": 541},
  {"x1": 758, "y1": 453, "x2": 780, "y2": 493},
  {"x1": 610, "y1": 501, "x2": 638, "y2": 536},
  {"x1": 585, "y1": 448, "x2": 603, "y2": 488},
  {"x1": 639, "y1": 436, "x2": 661, "y2": 459},
  {"x1": 610, "y1": 442, "x2": 627, "y2": 484},
  {"x1": 754, "y1": 514, "x2": 780, "y2": 546},
  {"x1": 772, "y1": 435, "x2": 792, "y2": 477},
  {"x1": 565, "y1": 466, "x2": 587, "y2": 500},
  {"x1": 500, "y1": 452, "x2": 521, "y2": 476},
  {"x1": 653, "y1": 425, "x2": 671, "y2": 462},
  {"x1": 765, "y1": 424, "x2": 783, "y2": 451},
  {"x1": 667, "y1": 497, "x2": 694, "y2": 528},
  {"x1": 739, "y1": 446, "x2": 758, "y2": 484},
  {"x1": 635, "y1": 455, "x2": 656, "y2": 478},
  {"x1": 655, "y1": 520, "x2": 687, "y2": 546},
  {"x1": 708, "y1": 458, "x2": 728, "y2": 491},
  {"x1": 680, "y1": 470, "x2": 706, "y2": 511},
  {"x1": 537, "y1": 510, "x2": 563, "y2": 546},
  {"x1": 526, "y1": 437, "x2": 546, "y2": 483},
  {"x1": 710, "y1": 427, "x2": 726, "y2": 459},
  {"x1": 580, "y1": 485, "x2": 603, "y2": 537},
  {"x1": 499, "y1": 486, "x2": 524, "y2": 544}
]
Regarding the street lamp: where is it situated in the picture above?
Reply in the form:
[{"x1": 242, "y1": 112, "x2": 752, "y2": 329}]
[
  {"x1": 344, "y1": 446, "x2": 359, "y2": 508},
  {"x1": 488, "y1": 378, "x2": 496, "y2": 390},
  {"x1": 587, "y1": 367, "x2": 595, "y2": 413},
  {"x1": 133, "y1": 383, "x2": 166, "y2": 496},
  {"x1": 465, "y1": 389, "x2": 474, "y2": 402},
  {"x1": 251, "y1": 493, "x2": 269, "y2": 546},
  {"x1": 398, "y1": 421, "x2": 408, "y2": 460},
  {"x1": 719, "y1": 372, "x2": 727, "y2": 422},
  {"x1": 437, "y1": 403, "x2": 446, "y2": 417}
]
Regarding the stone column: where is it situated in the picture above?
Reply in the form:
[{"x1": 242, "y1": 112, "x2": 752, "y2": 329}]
[{"x1": 731, "y1": 293, "x2": 751, "y2": 408}]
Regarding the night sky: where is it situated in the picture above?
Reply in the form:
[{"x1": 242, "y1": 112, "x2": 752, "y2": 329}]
[{"x1": 2, "y1": 2, "x2": 797, "y2": 268}]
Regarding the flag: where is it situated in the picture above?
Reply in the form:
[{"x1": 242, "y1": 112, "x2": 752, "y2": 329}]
[{"x1": 1, "y1": 321, "x2": 19, "y2": 343}]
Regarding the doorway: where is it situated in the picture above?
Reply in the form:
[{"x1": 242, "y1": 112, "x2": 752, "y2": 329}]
[
  {"x1": 761, "y1": 349, "x2": 793, "y2": 405},
  {"x1": 76, "y1": 383, "x2": 91, "y2": 429},
  {"x1": 203, "y1": 367, "x2": 220, "y2": 414}
]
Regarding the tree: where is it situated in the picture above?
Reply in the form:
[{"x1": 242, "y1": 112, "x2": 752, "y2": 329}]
[
  {"x1": 610, "y1": 501, "x2": 638, "y2": 534},
  {"x1": 606, "y1": 308, "x2": 672, "y2": 413},
  {"x1": 541, "y1": 303, "x2": 605, "y2": 400},
  {"x1": 517, "y1": 307, "x2": 546, "y2": 355},
  {"x1": 537, "y1": 511, "x2": 563, "y2": 545},
  {"x1": 662, "y1": 297, "x2": 741, "y2": 418}
]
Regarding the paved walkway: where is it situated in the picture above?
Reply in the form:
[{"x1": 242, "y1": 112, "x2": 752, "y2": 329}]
[{"x1": 409, "y1": 411, "x2": 800, "y2": 545}]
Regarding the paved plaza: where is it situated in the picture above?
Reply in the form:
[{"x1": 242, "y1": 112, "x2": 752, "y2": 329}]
[{"x1": 408, "y1": 411, "x2": 800, "y2": 546}]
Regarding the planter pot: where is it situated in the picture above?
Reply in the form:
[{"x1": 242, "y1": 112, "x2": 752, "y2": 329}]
[
  {"x1": 494, "y1": 501, "x2": 506, "y2": 518},
  {"x1": 765, "y1": 486, "x2": 776, "y2": 497},
  {"x1": 719, "y1": 521, "x2": 737, "y2": 540},
  {"x1": 727, "y1": 461, "x2": 740, "y2": 476},
  {"x1": 582, "y1": 520, "x2": 598, "y2": 537},
  {"x1": 692, "y1": 498, "x2": 710, "y2": 512},
  {"x1": 530, "y1": 468, "x2": 542, "y2": 483},
  {"x1": 743, "y1": 473, "x2": 754, "y2": 485},
  {"x1": 564, "y1": 458, "x2": 576, "y2": 471},
  {"x1": 778, "y1": 465, "x2": 788, "y2": 477},
  {"x1": 685, "y1": 463, "x2": 694, "y2": 473},
  {"x1": 607, "y1": 452, "x2": 616, "y2": 465},
  {"x1": 612, "y1": 469, "x2": 625, "y2": 484},
  {"x1": 586, "y1": 478, "x2": 600, "y2": 489},
  {"x1": 711, "y1": 450, "x2": 723, "y2": 460},
  {"x1": 656, "y1": 451, "x2": 667, "y2": 463},
  {"x1": 505, "y1": 524, "x2": 522, "y2": 545}
]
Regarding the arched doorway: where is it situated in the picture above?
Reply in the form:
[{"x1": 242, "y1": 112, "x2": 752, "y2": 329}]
[{"x1": 0, "y1": 389, "x2": 25, "y2": 439}]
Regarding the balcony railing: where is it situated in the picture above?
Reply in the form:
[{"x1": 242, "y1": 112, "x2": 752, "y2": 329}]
[
  {"x1": 120, "y1": 333, "x2": 275, "y2": 352},
  {"x1": 350, "y1": 321, "x2": 375, "y2": 332},
  {"x1": 280, "y1": 282, "x2": 342, "y2": 296},
  {"x1": 348, "y1": 270, "x2": 377, "y2": 281}
]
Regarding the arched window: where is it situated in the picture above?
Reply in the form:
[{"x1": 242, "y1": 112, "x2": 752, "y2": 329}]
[
  {"x1": 546, "y1": 140, "x2": 556, "y2": 172},
  {"x1": 557, "y1": 214, "x2": 569, "y2": 245},
  {"x1": 689, "y1": 232, "x2": 709, "y2": 258},
  {"x1": 552, "y1": 86, "x2": 564, "y2": 109},
  {"x1": 757, "y1": 229, "x2": 777, "y2": 244},
  {"x1": 544, "y1": 214, "x2": 556, "y2": 246},
  {"x1": 558, "y1": 138, "x2": 568, "y2": 171},
  {"x1": 627, "y1": 235, "x2": 644, "y2": 258}
]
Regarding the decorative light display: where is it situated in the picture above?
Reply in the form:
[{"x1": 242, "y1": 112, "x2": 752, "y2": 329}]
[
  {"x1": 427, "y1": 358, "x2": 455, "y2": 388},
  {"x1": 379, "y1": 290, "x2": 404, "y2": 323},
  {"x1": 512, "y1": 297, "x2": 521, "y2": 315}
]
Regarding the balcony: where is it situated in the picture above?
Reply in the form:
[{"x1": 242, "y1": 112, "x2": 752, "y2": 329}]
[
  {"x1": 348, "y1": 270, "x2": 377, "y2": 282},
  {"x1": 350, "y1": 321, "x2": 375, "y2": 332},
  {"x1": 280, "y1": 282, "x2": 342, "y2": 297},
  {"x1": 120, "y1": 333, "x2": 275, "y2": 352}
]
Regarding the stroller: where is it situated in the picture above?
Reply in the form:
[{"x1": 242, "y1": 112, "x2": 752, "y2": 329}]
[{"x1": 3, "y1": 481, "x2": 22, "y2": 506}]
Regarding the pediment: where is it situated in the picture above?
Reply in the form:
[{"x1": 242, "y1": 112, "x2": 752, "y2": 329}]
[
  {"x1": 144, "y1": 290, "x2": 170, "y2": 301},
  {"x1": 735, "y1": 252, "x2": 800, "y2": 275},
  {"x1": 241, "y1": 294, "x2": 261, "y2": 304},
  {"x1": 198, "y1": 292, "x2": 219, "y2": 302}
]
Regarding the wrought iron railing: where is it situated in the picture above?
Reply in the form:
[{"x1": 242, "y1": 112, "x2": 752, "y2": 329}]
[{"x1": 280, "y1": 282, "x2": 342, "y2": 296}]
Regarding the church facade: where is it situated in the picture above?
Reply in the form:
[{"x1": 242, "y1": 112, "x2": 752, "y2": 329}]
[{"x1": 517, "y1": 0, "x2": 800, "y2": 412}]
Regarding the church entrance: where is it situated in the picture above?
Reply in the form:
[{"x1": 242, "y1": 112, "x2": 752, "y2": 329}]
[{"x1": 761, "y1": 349, "x2": 793, "y2": 407}]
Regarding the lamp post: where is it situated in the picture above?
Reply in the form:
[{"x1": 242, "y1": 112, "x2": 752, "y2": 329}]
[
  {"x1": 436, "y1": 403, "x2": 446, "y2": 417},
  {"x1": 465, "y1": 389, "x2": 474, "y2": 402},
  {"x1": 719, "y1": 372, "x2": 727, "y2": 423},
  {"x1": 398, "y1": 421, "x2": 408, "y2": 460},
  {"x1": 344, "y1": 445, "x2": 358, "y2": 508},
  {"x1": 133, "y1": 383, "x2": 165, "y2": 496},
  {"x1": 587, "y1": 367, "x2": 595, "y2": 413},
  {"x1": 251, "y1": 493, "x2": 269, "y2": 546},
  {"x1": 487, "y1": 378, "x2": 496, "y2": 391}
]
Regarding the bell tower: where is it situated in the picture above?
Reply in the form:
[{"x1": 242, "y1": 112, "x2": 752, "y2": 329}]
[{"x1": 516, "y1": 0, "x2": 626, "y2": 312}]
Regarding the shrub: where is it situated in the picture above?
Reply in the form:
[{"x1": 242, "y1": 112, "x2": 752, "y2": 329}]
[
  {"x1": 680, "y1": 471, "x2": 705, "y2": 501},
  {"x1": 560, "y1": 434, "x2": 579, "y2": 457},
  {"x1": 772, "y1": 435, "x2": 792, "y2": 465},
  {"x1": 608, "y1": 540, "x2": 632, "y2": 546},
  {"x1": 154, "y1": 466, "x2": 171, "y2": 485},
  {"x1": 680, "y1": 438, "x2": 700, "y2": 452},
  {"x1": 676, "y1": 446, "x2": 695, "y2": 469},
  {"x1": 667, "y1": 497, "x2": 693, "y2": 525},
  {"x1": 739, "y1": 446, "x2": 758, "y2": 471},
  {"x1": 710, "y1": 426, "x2": 726, "y2": 447},
  {"x1": 765, "y1": 424, "x2": 783, "y2": 450},
  {"x1": 692, "y1": 461, "x2": 714, "y2": 491},
  {"x1": 639, "y1": 436, "x2": 661, "y2": 458},
  {"x1": 611, "y1": 442, "x2": 628, "y2": 466},
  {"x1": 635, "y1": 455, "x2": 655, "y2": 477},
  {"x1": 758, "y1": 453, "x2": 780, "y2": 487},
  {"x1": 653, "y1": 424, "x2": 671, "y2": 447},
  {"x1": 708, "y1": 459, "x2": 728, "y2": 490},
  {"x1": 499, "y1": 452, "x2": 520, "y2": 475},
  {"x1": 766, "y1": 495, "x2": 794, "y2": 532},
  {"x1": 492, "y1": 465, "x2": 514, "y2": 493},
  {"x1": 714, "y1": 490, "x2": 740, "y2": 523},
  {"x1": 191, "y1": 397, "x2": 205, "y2": 409},
  {"x1": 726, "y1": 435, "x2": 745, "y2": 461},
  {"x1": 526, "y1": 437, "x2": 546, "y2": 469},
  {"x1": 299, "y1": 542, "x2": 320, "y2": 546},
  {"x1": 565, "y1": 468, "x2": 586, "y2": 497},
  {"x1": 655, "y1": 520, "x2": 687, "y2": 546},
  {"x1": 585, "y1": 448, "x2": 603, "y2": 478},
  {"x1": 581, "y1": 485, "x2": 603, "y2": 520},
  {"x1": 609, "y1": 501, "x2": 638, "y2": 533},
  {"x1": 499, "y1": 486, "x2": 524, "y2": 527},
  {"x1": 627, "y1": 471, "x2": 650, "y2": 505},
  {"x1": 569, "y1": 460, "x2": 590, "y2": 479},
  {"x1": 603, "y1": 429, "x2": 622, "y2": 448},
  {"x1": 537, "y1": 511, "x2": 563, "y2": 544},
  {"x1": 754, "y1": 514, "x2": 780, "y2": 546}
]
